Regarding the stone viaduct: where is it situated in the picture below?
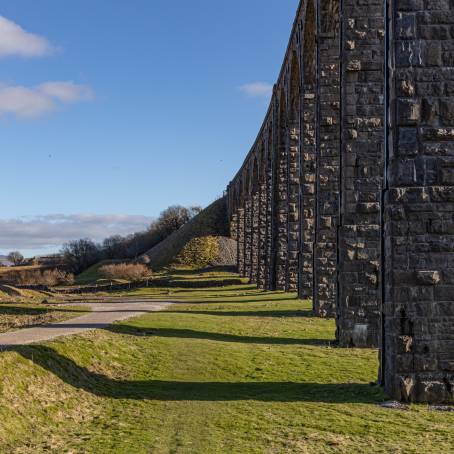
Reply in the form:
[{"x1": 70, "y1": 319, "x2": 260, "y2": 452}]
[{"x1": 226, "y1": 0, "x2": 454, "y2": 403}]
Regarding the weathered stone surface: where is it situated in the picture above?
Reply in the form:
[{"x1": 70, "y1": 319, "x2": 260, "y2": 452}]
[
  {"x1": 225, "y1": 0, "x2": 454, "y2": 404},
  {"x1": 384, "y1": 0, "x2": 454, "y2": 404}
]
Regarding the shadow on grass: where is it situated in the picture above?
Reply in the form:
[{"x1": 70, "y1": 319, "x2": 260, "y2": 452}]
[
  {"x1": 105, "y1": 325, "x2": 330, "y2": 346},
  {"x1": 165, "y1": 266, "x2": 238, "y2": 276},
  {"x1": 165, "y1": 309, "x2": 315, "y2": 318},
  {"x1": 10, "y1": 345, "x2": 383, "y2": 403},
  {"x1": 160, "y1": 286, "x2": 261, "y2": 294},
  {"x1": 164, "y1": 296, "x2": 299, "y2": 304},
  {"x1": 0, "y1": 306, "x2": 87, "y2": 316}
]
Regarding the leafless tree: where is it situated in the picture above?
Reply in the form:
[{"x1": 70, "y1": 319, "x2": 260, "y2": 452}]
[
  {"x1": 7, "y1": 251, "x2": 24, "y2": 266},
  {"x1": 61, "y1": 239, "x2": 101, "y2": 274}
]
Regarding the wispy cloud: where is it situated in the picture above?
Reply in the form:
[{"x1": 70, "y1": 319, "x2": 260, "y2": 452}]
[
  {"x1": 0, "y1": 214, "x2": 154, "y2": 254},
  {"x1": 239, "y1": 82, "x2": 273, "y2": 99},
  {"x1": 0, "y1": 81, "x2": 94, "y2": 118},
  {"x1": 0, "y1": 16, "x2": 54, "y2": 58}
]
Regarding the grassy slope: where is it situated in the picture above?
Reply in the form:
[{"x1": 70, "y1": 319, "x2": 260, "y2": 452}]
[
  {"x1": 0, "y1": 277, "x2": 452, "y2": 453},
  {"x1": 142, "y1": 197, "x2": 230, "y2": 270}
]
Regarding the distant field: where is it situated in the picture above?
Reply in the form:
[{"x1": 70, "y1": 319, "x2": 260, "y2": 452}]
[
  {"x1": 0, "y1": 270, "x2": 452, "y2": 453},
  {"x1": 75, "y1": 263, "x2": 245, "y2": 287},
  {"x1": 0, "y1": 265, "x2": 43, "y2": 275}
]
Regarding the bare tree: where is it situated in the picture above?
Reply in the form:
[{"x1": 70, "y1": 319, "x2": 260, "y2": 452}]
[
  {"x1": 61, "y1": 239, "x2": 101, "y2": 274},
  {"x1": 103, "y1": 235, "x2": 128, "y2": 259},
  {"x1": 61, "y1": 204, "x2": 203, "y2": 269},
  {"x1": 157, "y1": 205, "x2": 201, "y2": 236},
  {"x1": 7, "y1": 251, "x2": 24, "y2": 266}
]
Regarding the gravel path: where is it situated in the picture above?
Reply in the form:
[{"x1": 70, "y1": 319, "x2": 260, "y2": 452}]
[{"x1": 0, "y1": 299, "x2": 172, "y2": 347}]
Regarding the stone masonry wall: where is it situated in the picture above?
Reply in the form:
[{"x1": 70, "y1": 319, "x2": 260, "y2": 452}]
[
  {"x1": 251, "y1": 190, "x2": 260, "y2": 284},
  {"x1": 300, "y1": 89, "x2": 316, "y2": 298},
  {"x1": 244, "y1": 198, "x2": 252, "y2": 279},
  {"x1": 225, "y1": 0, "x2": 454, "y2": 403},
  {"x1": 274, "y1": 110, "x2": 289, "y2": 290},
  {"x1": 337, "y1": 0, "x2": 385, "y2": 347},
  {"x1": 236, "y1": 208, "x2": 245, "y2": 277},
  {"x1": 314, "y1": 0, "x2": 341, "y2": 317},
  {"x1": 265, "y1": 140, "x2": 274, "y2": 290},
  {"x1": 287, "y1": 120, "x2": 301, "y2": 292},
  {"x1": 384, "y1": 0, "x2": 454, "y2": 403},
  {"x1": 257, "y1": 177, "x2": 268, "y2": 288}
]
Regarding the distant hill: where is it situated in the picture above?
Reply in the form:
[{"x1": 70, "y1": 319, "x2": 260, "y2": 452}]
[{"x1": 141, "y1": 197, "x2": 237, "y2": 270}]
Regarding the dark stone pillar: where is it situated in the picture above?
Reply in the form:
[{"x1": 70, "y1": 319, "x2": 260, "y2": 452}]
[
  {"x1": 300, "y1": 89, "x2": 317, "y2": 299},
  {"x1": 251, "y1": 191, "x2": 260, "y2": 284},
  {"x1": 314, "y1": 0, "x2": 341, "y2": 317},
  {"x1": 287, "y1": 126, "x2": 300, "y2": 292},
  {"x1": 237, "y1": 208, "x2": 245, "y2": 277},
  {"x1": 258, "y1": 179, "x2": 268, "y2": 289},
  {"x1": 274, "y1": 118, "x2": 289, "y2": 290},
  {"x1": 244, "y1": 199, "x2": 252, "y2": 279},
  {"x1": 230, "y1": 211, "x2": 238, "y2": 245},
  {"x1": 383, "y1": 0, "x2": 454, "y2": 403},
  {"x1": 337, "y1": 0, "x2": 385, "y2": 347},
  {"x1": 265, "y1": 149, "x2": 274, "y2": 290}
]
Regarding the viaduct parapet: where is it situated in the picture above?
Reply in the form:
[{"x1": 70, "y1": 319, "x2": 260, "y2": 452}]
[{"x1": 226, "y1": 0, "x2": 454, "y2": 403}]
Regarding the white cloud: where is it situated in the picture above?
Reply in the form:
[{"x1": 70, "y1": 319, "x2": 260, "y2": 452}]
[
  {"x1": 0, "y1": 214, "x2": 155, "y2": 254},
  {"x1": 0, "y1": 16, "x2": 54, "y2": 58},
  {"x1": 0, "y1": 81, "x2": 94, "y2": 118},
  {"x1": 239, "y1": 82, "x2": 273, "y2": 99},
  {"x1": 38, "y1": 82, "x2": 94, "y2": 103}
]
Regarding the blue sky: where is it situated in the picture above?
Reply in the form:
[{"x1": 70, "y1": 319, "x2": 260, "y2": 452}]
[{"x1": 0, "y1": 0, "x2": 299, "y2": 256}]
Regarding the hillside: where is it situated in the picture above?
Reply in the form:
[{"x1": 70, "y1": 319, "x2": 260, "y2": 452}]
[{"x1": 141, "y1": 197, "x2": 236, "y2": 270}]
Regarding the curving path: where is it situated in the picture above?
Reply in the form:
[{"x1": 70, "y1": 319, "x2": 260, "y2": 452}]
[{"x1": 0, "y1": 299, "x2": 172, "y2": 347}]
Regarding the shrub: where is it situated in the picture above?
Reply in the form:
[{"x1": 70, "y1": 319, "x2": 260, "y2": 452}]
[
  {"x1": 175, "y1": 236, "x2": 219, "y2": 268},
  {"x1": 9, "y1": 269, "x2": 75, "y2": 286},
  {"x1": 99, "y1": 263, "x2": 152, "y2": 282}
]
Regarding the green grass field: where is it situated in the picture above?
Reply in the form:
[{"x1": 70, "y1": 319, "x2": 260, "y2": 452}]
[{"x1": 0, "y1": 274, "x2": 452, "y2": 453}]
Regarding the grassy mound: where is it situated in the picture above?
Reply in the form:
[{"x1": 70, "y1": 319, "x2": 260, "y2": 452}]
[
  {"x1": 0, "y1": 273, "x2": 452, "y2": 452},
  {"x1": 142, "y1": 197, "x2": 235, "y2": 270}
]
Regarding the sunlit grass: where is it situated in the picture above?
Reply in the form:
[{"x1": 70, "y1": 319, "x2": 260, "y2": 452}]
[{"x1": 0, "y1": 270, "x2": 452, "y2": 453}]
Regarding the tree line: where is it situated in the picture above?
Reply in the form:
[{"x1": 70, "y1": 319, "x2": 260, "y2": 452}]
[{"x1": 60, "y1": 205, "x2": 202, "y2": 274}]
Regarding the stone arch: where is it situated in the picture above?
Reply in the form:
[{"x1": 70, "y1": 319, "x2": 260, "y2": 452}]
[
  {"x1": 234, "y1": 181, "x2": 241, "y2": 210},
  {"x1": 302, "y1": 0, "x2": 316, "y2": 86},
  {"x1": 250, "y1": 155, "x2": 259, "y2": 194}
]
